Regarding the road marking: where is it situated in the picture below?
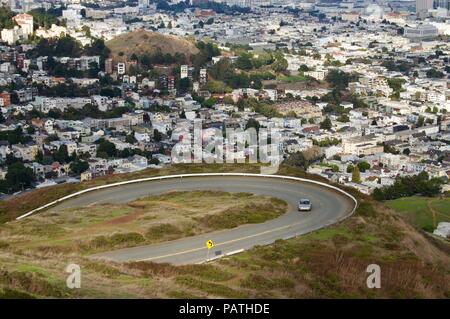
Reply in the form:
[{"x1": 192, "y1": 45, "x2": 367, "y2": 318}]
[
  {"x1": 134, "y1": 220, "x2": 305, "y2": 262},
  {"x1": 87, "y1": 200, "x2": 102, "y2": 207}
]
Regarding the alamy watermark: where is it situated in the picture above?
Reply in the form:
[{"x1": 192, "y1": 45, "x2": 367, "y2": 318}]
[
  {"x1": 171, "y1": 120, "x2": 282, "y2": 174},
  {"x1": 66, "y1": 263, "x2": 81, "y2": 289},
  {"x1": 366, "y1": 264, "x2": 381, "y2": 289}
]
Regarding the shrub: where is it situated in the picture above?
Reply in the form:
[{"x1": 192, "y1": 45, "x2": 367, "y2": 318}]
[{"x1": 145, "y1": 224, "x2": 182, "y2": 241}]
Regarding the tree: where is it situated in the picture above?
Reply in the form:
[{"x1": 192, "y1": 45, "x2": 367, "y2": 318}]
[
  {"x1": 417, "y1": 116, "x2": 425, "y2": 127},
  {"x1": 5, "y1": 162, "x2": 35, "y2": 192},
  {"x1": 402, "y1": 148, "x2": 411, "y2": 156},
  {"x1": 337, "y1": 114, "x2": 350, "y2": 122},
  {"x1": 125, "y1": 133, "x2": 136, "y2": 144},
  {"x1": 352, "y1": 166, "x2": 361, "y2": 183},
  {"x1": 387, "y1": 78, "x2": 406, "y2": 92},
  {"x1": 69, "y1": 160, "x2": 89, "y2": 175},
  {"x1": 271, "y1": 57, "x2": 288, "y2": 72},
  {"x1": 372, "y1": 172, "x2": 444, "y2": 201},
  {"x1": 96, "y1": 139, "x2": 117, "y2": 158},
  {"x1": 284, "y1": 152, "x2": 307, "y2": 169},
  {"x1": 284, "y1": 146, "x2": 322, "y2": 170},
  {"x1": 245, "y1": 118, "x2": 260, "y2": 132},
  {"x1": 320, "y1": 117, "x2": 332, "y2": 130},
  {"x1": 176, "y1": 77, "x2": 190, "y2": 92},
  {"x1": 346, "y1": 164, "x2": 354, "y2": 173},
  {"x1": 298, "y1": 64, "x2": 309, "y2": 72},
  {"x1": 54, "y1": 144, "x2": 70, "y2": 164},
  {"x1": 236, "y1": 53, "x2": 253, "y2": 70},
  {"x1": 326, "y1": 69, "x2": 351, "y2": 90},
  {"x1": 223, "y1": 96, "x2": 234, "y2": 105},
  {"x1": 357, "y1": 161, "x2": 370, "y2": 172},
  {"x1": 153, "y1": 129, "x2": 163, "y2": 142},
  {"x1": 82, "y1": 25, "x2": 91, "y2": 37},
  {"x1": 0, "y1": 7, "x2": 16, "y2": 30},
  {"x1": 426, "y1": 68, "x2": 444, "y2": 79}
]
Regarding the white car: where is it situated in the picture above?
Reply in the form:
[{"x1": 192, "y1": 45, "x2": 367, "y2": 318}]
[{"x1": 298, "y1": 199, "x2": 312, "y2": 211}]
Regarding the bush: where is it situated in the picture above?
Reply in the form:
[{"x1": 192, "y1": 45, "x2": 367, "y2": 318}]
[
  {"x1": 355, "y1": 201, "x2": 376, "y2": 217},
  {"x1": 145, "y1": 224, "x2": 182, "y2": 241},
  {"x1": 196, "y1": 201, "x2": 286, "y2": 230},
  {"x1": 90, "y1": 232, "x2": 146, "y2": 249},
  {"x1": 373, "y1": 172, "x2": 444, "y2": 201}
]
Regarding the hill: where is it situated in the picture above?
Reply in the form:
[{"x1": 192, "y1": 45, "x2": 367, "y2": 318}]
[
  {"x1": 106, "y1": 30, "x2": 199, "y2": 62},
  {"x1": 0, "y1": 164, "x2": 448, "y2": 298}
]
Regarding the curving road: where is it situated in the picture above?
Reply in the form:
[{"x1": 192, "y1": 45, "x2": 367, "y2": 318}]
[{"x1": 50, "y1": 176, "x2": 356, "y2": 265}]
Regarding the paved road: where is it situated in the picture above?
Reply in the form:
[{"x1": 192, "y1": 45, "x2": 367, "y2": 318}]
[{"x1": 51, "y1": 176, "x2": 355, "y2": 265}]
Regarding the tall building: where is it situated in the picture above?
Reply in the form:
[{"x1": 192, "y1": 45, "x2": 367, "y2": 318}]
[
  {"x1": 180, "y1": 65, "x2": 188, "y2": 79},
  {"x1": 117, "y1": 63, "x2": 126, "y2": 75},
  {"x1": 199, "y1": 68, "x2": 207, "y2": 84},
  {"x1": 404, "y1": 24, "x2": 438, "y2": 40},
  {"x1": 168, "y1": 76, "x2": 175, "y2": 90},
  {"x1": 416, "y1": 0, "x2": 434, "y2": 15}
]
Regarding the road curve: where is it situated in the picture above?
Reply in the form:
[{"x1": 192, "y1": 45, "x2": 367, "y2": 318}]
[{"x1": 50, "y1": 176, "x2": 356, "y2": 265}]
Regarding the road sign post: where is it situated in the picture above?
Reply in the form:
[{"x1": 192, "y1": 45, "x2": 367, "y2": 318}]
[{"x1": 205, "y1": 239, "x2": 214, "y2": 261}]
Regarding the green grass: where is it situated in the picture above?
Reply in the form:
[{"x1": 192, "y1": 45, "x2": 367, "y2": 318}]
[
  {"x1": 87, "y1": 232, "x2": 146, "y2": 251},
  {"x1": 387, "y1": 196, "x2": 450, "y2": 232},
  {"x1": 194, "y1": 198, "x2": 286, "y2": 230},
  {"x1": 179, "y1": 264, "x2": 235, "y2": 282},
  {"x1": 305, "y1": 225, "x2": 352, "y2": 241},
  {"x1": 14, "y1": 264, "x2": 52, "y2": 277},
  {"x1": 145, "y1": 224, "x2": 182, "y2": 241}
]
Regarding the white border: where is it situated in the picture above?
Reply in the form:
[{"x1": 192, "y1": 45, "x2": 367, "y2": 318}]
[{"x1": 15, "y1": 173, "x2": 358, "y2": 221}]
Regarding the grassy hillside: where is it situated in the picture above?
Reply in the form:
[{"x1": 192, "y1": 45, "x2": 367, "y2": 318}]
[
  {"x1": 387, "y1": 196, "x2": 450, "y2": 233},
  {"x1": 106, "y1": 30, "x2": 199, "y2": 62},
  {"x1": 0, "y1": 164, "x2": 449, "y2": 298},
  {"x1": 0, "y1": 191, "x2": 286, "y2": 255}
]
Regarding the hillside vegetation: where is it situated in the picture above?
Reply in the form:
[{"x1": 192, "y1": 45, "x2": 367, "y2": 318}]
[
  {"x1": 0, "y1": 164, "x2": 448, "y2": 298},
  {"x1": 0, "y1": 191, "x2": 286, "y2": 255},
  {"x1": 387, "y1": 196, "x2": 450, "y2": 233},
  {"x1": 106, "y1": 30, "x2": 199, "y2": 62}
]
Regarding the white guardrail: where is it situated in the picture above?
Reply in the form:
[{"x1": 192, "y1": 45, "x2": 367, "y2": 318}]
[{"x1": 16, "y1": 173, "x2": 358, "y2": 221}]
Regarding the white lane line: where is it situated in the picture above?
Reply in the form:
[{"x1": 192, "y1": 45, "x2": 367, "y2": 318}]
[{"x1": 134, "y1": 220, "x2": 303, "y2": 262}]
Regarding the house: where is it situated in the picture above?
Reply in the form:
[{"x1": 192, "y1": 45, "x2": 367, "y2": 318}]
[
  {"x1": 342, "y1": 134, "x2": 383, "y2": 156},
  {"x1": 12, "y1": 143, "x2": 39, "y2": 161},
  {"x1": 80, "y1": 170, "x2": 93, "y2": 182}
]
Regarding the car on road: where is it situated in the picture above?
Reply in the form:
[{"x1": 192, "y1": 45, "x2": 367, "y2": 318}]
[{"x1": 298, "y1": 199, "x2": 312, "y2": 211}]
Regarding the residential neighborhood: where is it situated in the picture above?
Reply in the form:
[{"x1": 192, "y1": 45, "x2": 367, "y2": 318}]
[{"x1": 0, "y1": 0, "x2": 448, "y2": 202}]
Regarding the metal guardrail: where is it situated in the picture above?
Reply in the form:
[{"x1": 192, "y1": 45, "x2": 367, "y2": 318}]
[{"x1": 16, "y1": 173, "x2": 358, "y2": 221}]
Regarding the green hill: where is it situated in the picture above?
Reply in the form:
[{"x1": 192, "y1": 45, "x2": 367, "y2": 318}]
[{"x1": 106, "y1": 30, "x2": 199, "y2": 62}]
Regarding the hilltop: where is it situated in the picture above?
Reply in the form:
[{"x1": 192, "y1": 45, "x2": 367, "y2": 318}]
[{"x1": 106, "y1": 30, "x2": 199, "y2": 62}]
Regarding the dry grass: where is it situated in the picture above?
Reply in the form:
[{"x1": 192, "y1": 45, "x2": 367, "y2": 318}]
[
  {"x1": 0, "y1": 164, "x2": 448, "y2": 298},
  {"x1": 0, "y1": 190, "x2": 287, "y2": 255},
  {"x1": 106, "y1": 30, "x2": 199, "y2": 63},
  {"x1": 0, "y1": 163, "x2": 263, "y2": 222}
]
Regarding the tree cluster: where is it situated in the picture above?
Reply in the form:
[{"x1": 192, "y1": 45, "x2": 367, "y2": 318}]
[{"x1": 373, "y1": 172, "x2": 444, "y2": 200}]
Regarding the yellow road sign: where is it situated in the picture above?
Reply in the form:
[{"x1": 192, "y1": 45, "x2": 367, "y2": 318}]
[{"x1": 206, "y1": 240, "x2": 214, "y2": 249}]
